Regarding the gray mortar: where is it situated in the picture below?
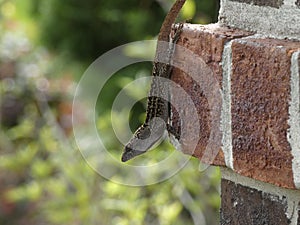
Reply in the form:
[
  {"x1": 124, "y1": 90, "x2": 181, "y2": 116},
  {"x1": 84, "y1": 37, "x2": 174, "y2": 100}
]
[
  {"x1": 288, "y1": 51, "x2": 300, "y2": 189},
  {"x1": 219, "y1": 0, "x2": 300, "y2": 40},
  {"x1": 221, "y1": 41, "x2": 234, "y2": 169}
]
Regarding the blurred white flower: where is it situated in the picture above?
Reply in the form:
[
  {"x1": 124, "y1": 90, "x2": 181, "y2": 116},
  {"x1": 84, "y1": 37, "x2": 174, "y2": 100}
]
[
  {"x1": 0, "y1": 32, "x2": 31, "y2": 60},
  {"x1": 21, "y1": 63, "x2": 40, "y2": 78}
]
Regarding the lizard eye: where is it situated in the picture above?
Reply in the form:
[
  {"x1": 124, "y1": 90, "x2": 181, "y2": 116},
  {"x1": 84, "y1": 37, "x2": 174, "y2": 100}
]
[{"x1": 136, "y1": 126, "x2": 151, "y2": 140}]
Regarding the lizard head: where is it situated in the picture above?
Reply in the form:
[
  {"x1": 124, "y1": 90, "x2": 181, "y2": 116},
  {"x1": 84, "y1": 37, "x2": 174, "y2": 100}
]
[
  {"x1": 121, "y1": 120, "x2": 165, "y2": 162},
  {"x1": 121, "y1": 125, "x2": 150, "y2": 162}
]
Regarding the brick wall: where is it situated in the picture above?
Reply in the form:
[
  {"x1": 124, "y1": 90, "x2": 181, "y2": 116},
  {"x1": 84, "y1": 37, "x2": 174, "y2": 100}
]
[{"x1": 170, "y1": 0, "x2": 300, "y2": 224}]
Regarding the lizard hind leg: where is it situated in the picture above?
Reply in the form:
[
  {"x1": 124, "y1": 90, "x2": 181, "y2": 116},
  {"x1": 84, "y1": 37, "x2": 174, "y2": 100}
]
[
  {"x1": 171, "y1": 22, "x2": 184, "y2": 43},
  {"x1": 168, "y1": 22, "x2": 184, "y2": 61}
]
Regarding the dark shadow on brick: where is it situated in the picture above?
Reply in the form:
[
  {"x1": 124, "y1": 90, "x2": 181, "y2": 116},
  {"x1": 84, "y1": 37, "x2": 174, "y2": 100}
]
[
  {"x1": 298, "y1": 202, "x2": 300, "y2": 225},
  {"x1": 220, "y1": 179, "x2": 290, "y2": 225}
]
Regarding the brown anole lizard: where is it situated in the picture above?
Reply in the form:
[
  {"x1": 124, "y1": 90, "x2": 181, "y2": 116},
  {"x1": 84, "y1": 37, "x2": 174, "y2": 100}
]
[{"x1": 121, "y1": 0, "x2": 186, "y2": 162}]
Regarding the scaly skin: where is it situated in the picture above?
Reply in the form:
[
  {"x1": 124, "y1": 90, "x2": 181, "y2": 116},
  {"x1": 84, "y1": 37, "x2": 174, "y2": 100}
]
[{"x1": 122, "y1": 0, "x2": 186, "y2": 162}]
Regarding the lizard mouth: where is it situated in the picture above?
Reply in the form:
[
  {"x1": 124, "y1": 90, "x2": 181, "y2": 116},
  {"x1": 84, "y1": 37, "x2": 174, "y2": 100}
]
[{"x1": 121, "y1": 146, "x2": 145, "y2": 162}]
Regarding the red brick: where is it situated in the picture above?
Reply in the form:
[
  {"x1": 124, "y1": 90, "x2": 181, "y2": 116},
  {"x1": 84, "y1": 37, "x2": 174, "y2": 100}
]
[
  {"x1": 170, "y1": 24, "x2": 252, "y2": 165},
  {"x1": 231, "y1": 38, "x2": 300, "y2": 188}
]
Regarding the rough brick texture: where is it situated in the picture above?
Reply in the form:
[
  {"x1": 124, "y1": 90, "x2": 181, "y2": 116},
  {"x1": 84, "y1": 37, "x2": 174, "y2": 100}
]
[
  {"x1": 220, "y1": 179, "x2": 295, "y2": 225},
  {"x1": 230, "y1": 38, "x2": 300, "y2": 189},
  {"x1": 170, "y1": 24, "x2": 300, "y2": 188},
  {"x1": 170, "y1": 24, "x2": 252, "y2": 166}
]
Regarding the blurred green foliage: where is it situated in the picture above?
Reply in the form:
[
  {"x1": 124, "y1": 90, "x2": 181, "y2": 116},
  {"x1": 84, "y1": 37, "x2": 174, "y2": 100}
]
[
  {"x1": 35, "y1": 0, "x2": 164, "y2": 61},
  {"x1": 0, "y1": 0, "x2": 221, "y2": 224},
  {"x1": 28, "y1": 0, "x2": 218, "y2": 62}
]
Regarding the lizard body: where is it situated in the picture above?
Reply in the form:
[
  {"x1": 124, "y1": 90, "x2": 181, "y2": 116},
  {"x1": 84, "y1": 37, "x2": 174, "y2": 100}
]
[{"x1": 121, "y1": 0, "x2": 186, "y2": 162}]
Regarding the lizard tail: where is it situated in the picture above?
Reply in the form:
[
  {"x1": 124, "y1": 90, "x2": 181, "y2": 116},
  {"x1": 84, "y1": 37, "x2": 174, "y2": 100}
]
[{"x1": 157, "y1": 0, "x2": 186, "y2": 42}]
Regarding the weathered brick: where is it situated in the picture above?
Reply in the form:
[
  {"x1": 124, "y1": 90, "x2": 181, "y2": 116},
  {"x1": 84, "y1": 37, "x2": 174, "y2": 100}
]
[
  {"x1": 229, "y1": 0, "x2": 283, "y2": 8},
  {"x1": 170, "y1": 24, "x2": 252, "y2": 165},
  {"x1": 220, "y1": 179, "x2": 291, "y2": 225},
  {"x1": 231, "y1": 38, "x2": 300, "y2": 188}
]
